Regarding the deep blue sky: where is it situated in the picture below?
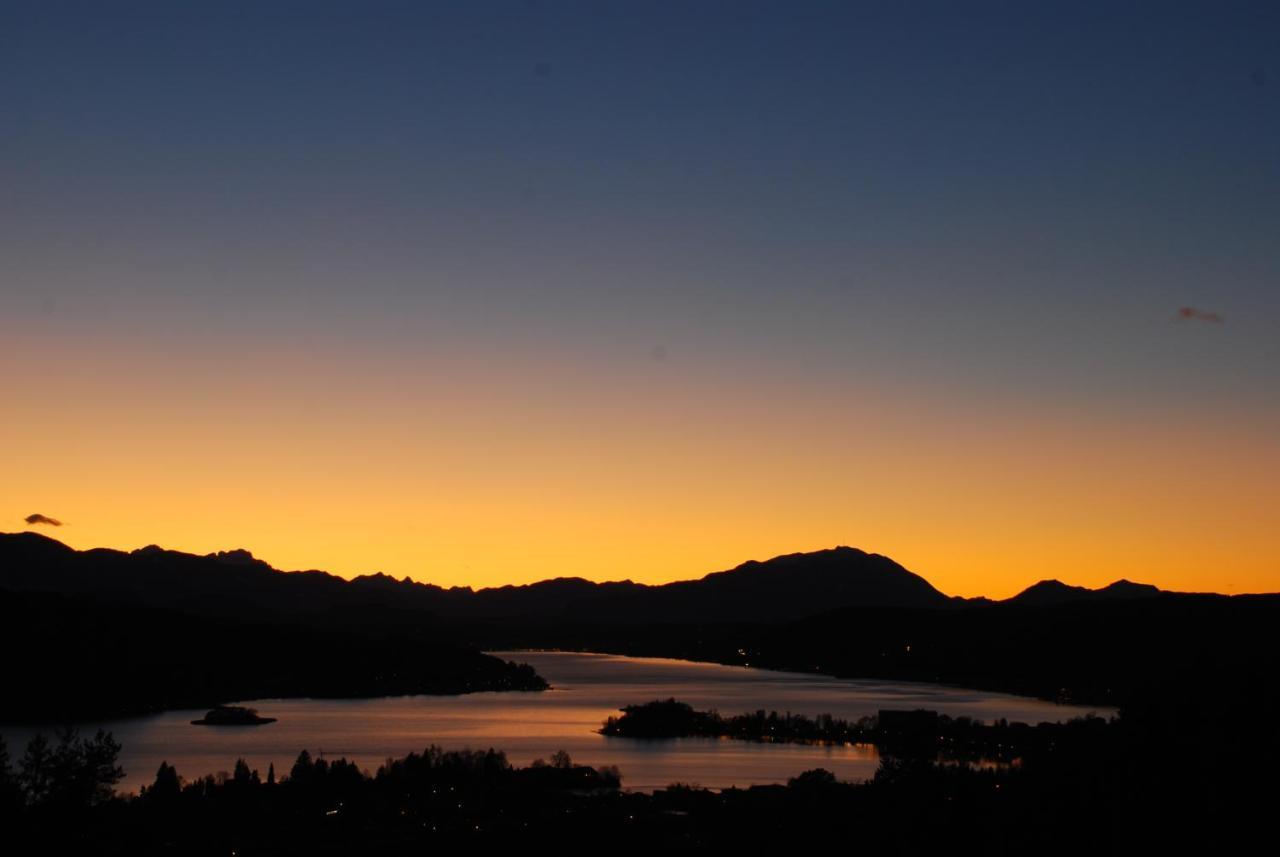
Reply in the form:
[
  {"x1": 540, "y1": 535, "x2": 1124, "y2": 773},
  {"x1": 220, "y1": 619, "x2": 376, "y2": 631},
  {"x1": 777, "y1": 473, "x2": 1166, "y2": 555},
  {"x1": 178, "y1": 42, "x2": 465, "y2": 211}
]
[
  {"x1": 3, "y1": 2, "x2": 1278, "y2": 593},
  {"x1": 6, "y1": 2, "x2": 1277, "y2": 379}
]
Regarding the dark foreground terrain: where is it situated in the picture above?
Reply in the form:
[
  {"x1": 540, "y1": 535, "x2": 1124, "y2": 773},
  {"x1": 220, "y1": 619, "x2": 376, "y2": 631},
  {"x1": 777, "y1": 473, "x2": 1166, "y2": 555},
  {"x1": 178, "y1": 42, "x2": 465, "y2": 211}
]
[{"x1": 1, "y1": 691, "x2": 1274, "y2": 857}]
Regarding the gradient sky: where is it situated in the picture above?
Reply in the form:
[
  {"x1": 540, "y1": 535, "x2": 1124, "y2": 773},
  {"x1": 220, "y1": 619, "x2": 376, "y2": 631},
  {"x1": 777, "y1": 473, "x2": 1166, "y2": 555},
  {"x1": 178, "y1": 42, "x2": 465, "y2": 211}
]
[{"x1": 3, "y1": 1, "x2": 1277, "y2": 597}]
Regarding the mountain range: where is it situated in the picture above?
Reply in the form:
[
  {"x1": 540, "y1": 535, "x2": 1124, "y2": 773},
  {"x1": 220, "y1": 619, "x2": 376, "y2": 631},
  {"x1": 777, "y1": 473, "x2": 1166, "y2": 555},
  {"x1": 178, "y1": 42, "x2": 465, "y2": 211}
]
[
  {"x1": 0, "y1": 531, "x2": 1178, "y2": 625},
  {"x1": 3, "y1": 531, "x2": 1277, "y2": 718}
]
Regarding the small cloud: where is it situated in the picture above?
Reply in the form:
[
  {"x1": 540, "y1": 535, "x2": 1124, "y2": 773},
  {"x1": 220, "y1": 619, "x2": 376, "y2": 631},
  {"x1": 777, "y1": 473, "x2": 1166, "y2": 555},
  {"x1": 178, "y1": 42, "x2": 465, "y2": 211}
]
[
  {"x1": 1175, "y1": 306, "x2": 1224, "y2": 324},
  {"x1": 24, "y1": 513, "x2": 63, "y2": 527}
]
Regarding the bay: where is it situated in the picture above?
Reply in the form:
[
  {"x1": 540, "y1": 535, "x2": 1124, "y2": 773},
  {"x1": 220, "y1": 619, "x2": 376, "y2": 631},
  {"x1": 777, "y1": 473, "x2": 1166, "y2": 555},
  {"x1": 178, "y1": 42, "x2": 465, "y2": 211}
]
[{"x1": 4, "y1": 651, "x2": 1109, "y2": 793}]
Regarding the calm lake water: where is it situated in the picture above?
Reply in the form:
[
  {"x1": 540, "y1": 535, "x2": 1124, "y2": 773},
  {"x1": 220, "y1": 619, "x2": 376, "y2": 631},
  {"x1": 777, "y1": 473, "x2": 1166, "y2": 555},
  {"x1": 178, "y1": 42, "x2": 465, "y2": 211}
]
[{"x1": 7, "y1": 652, "x2": 1110, "y2": 793}]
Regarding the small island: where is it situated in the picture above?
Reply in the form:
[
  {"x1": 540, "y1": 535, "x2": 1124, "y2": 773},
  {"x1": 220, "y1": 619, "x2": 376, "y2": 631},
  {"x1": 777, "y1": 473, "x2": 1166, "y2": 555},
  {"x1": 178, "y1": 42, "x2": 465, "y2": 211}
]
[
  {"x1": 600, "y1": 698, "x2": 1111, "y2": 763},
  {"x1": 191, "y1": 705, "x2": 277, "y2": 726}
]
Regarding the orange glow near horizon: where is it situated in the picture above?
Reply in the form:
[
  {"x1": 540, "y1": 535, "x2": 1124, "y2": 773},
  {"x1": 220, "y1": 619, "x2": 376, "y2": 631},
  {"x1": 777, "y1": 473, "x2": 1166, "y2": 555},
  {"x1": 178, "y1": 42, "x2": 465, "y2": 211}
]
[
  {"x1": 6, "y1": 0, "x2": 1280, "y2": 607},
  {"x1": 5, "y1": 331, "x2": 1278, "y2": 600}
]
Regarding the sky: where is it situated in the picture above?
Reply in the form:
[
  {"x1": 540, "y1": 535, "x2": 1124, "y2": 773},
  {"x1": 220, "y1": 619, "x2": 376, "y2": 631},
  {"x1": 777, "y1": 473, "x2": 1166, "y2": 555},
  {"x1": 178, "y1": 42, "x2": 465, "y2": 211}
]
[{"x1": 2, "y1": 1, "x2": 1277, "y2": 598}]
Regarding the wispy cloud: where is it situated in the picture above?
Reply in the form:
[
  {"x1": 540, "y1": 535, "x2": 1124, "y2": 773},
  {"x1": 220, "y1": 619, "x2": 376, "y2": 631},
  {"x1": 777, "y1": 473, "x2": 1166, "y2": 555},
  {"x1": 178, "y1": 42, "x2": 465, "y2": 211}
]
[
  {"x1": 24, "y1": 513, "x2": 63, "y2": 527},
  {"x1": 1175, "y1": 306, "x2": 1224, "y2": 324}
]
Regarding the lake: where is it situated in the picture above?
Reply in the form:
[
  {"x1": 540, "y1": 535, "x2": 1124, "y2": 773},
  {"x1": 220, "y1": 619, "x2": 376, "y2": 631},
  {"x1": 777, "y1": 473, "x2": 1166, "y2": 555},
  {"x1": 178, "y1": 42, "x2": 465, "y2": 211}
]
[{"x1": 5, "y1": 651, "x2": 1110, "y2": 793}]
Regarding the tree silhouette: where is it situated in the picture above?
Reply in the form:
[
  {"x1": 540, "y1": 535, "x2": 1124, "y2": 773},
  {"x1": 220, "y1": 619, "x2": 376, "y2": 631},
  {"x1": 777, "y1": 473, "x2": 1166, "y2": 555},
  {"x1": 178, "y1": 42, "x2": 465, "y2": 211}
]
[
  {"x1": 0, "y1": 736, "x2": 22, "y2": 818},
  {"x1": 49, "y1": 729, "x2": 123, "y2": 809},
  {"x1": 788, "y1": 768, "x2": 838, "y2": 789},
  {"x1": 18, "y1": 734, "x2": 52, "y2": 807},
  {"x1": 14, "y1": 730, "x2": 121, "y2": 811},
  {"x1": 146, "y1": 762, "x2": 181, "y2": 801},
  {"x1": 290, "y1": 750, "x2": 314, "y2": 782}
]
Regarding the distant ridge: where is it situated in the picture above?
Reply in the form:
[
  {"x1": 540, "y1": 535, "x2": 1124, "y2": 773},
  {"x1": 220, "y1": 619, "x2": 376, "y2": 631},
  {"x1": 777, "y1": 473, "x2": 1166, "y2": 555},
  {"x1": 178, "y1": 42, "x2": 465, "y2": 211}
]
[
  {"x1": 4, "y1": 531, "x2": 1276, "y2": 715},
  {"x1": 0, "y1": 531, "x2": 1201, "y2": 625},
  {"x1": 1008, "y1": 578, "x2": 1165, "y2": 606},
  {"x1": 637, "y1": 546, "x2": 953, "y2": 620},
  {"x1": 0, "y1": 534, "x2": 953, "y2": 624}
]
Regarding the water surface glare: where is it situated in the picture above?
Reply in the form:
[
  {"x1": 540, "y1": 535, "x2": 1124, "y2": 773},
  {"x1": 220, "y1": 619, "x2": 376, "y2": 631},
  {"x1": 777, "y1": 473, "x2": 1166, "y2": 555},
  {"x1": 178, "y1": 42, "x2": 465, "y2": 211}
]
[{"x1": 8, "y1": 652, "x2": 1110, "y2": 793}]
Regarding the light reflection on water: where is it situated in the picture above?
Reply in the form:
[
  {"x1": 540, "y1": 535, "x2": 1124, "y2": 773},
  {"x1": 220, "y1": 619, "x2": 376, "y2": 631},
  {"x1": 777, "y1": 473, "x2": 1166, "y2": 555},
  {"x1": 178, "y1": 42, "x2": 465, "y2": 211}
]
[{"x1": 5, "y1": 651, "x2": 1109, "y2": 793}]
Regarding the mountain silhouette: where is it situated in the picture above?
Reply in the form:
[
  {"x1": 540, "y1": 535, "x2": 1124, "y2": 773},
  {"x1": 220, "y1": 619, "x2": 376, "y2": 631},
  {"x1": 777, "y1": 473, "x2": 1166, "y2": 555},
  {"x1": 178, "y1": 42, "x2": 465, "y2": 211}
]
[
  {"x1": 5, "y1": 531, "x2": 1276, "y2": 716},
  {"x1": 621, "y1": 547, "x2": 952, "y2": 621},
  {"x1": 1008, "y1": 578, "x2": 1165, "y2": 606},
  {"x1": 0, "y1": 534, "x2": 952, "y2": 625},
  {"x1": 0, "y1": 532, "x2": 1190, "y2": 626}
]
